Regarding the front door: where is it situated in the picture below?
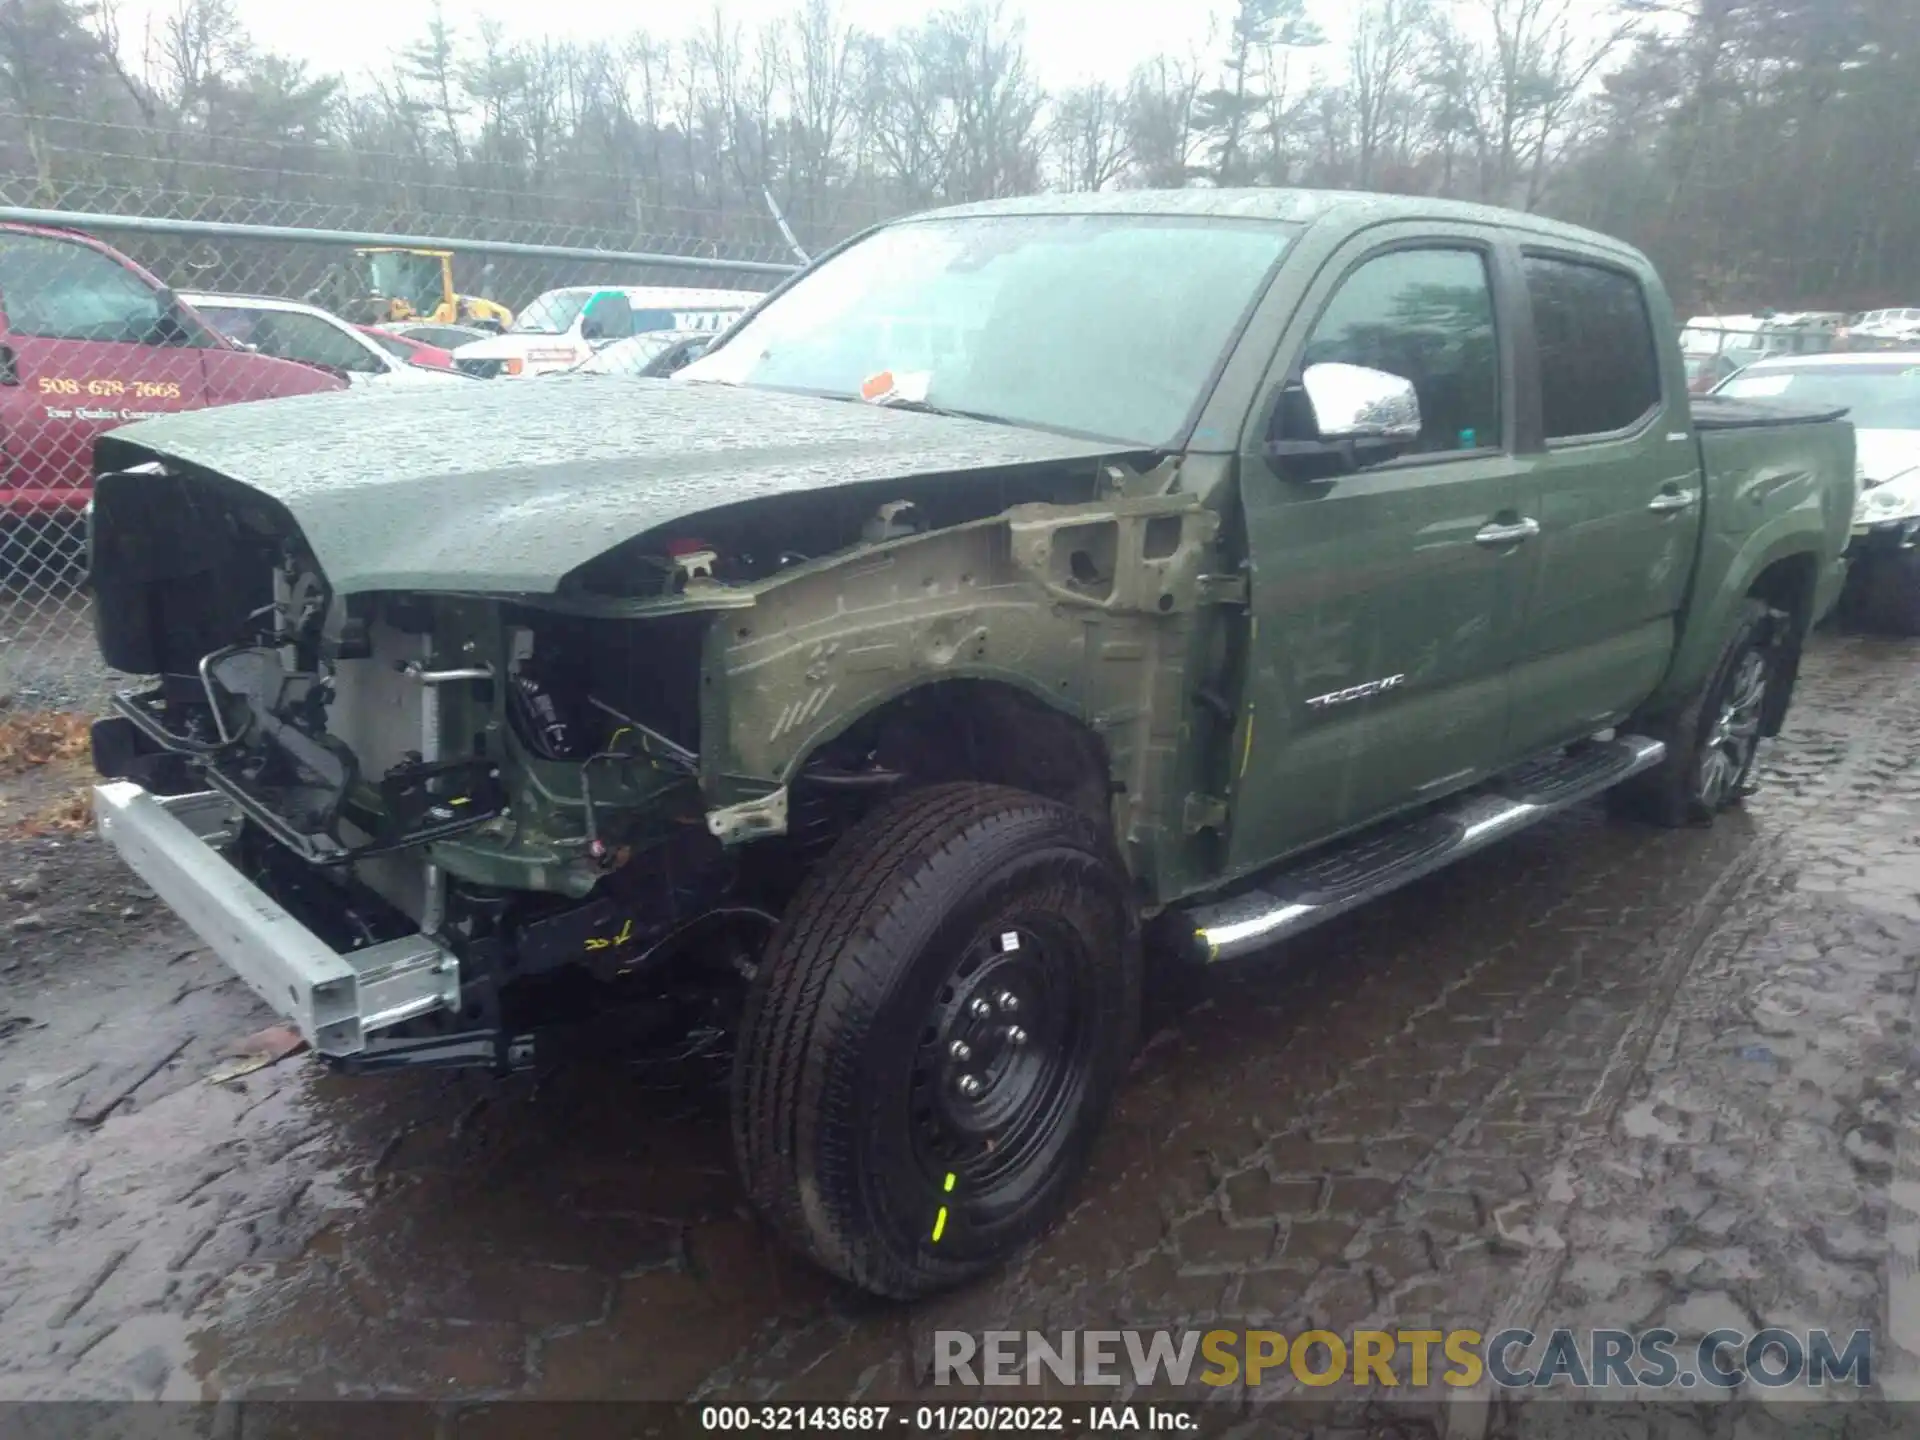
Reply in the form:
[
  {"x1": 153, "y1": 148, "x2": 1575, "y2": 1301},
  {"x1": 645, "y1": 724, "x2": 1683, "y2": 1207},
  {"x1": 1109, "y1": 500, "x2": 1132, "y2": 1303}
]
[
  {"x1": 1228, "y1": 230, "x2": 1529, "y2": 872},
  {"x1": 1504, "y1": 249, "x2": 1701, "y2": 757},
  {"x1": 0, "y1": 232, "x2": 208, "y2": 513}
]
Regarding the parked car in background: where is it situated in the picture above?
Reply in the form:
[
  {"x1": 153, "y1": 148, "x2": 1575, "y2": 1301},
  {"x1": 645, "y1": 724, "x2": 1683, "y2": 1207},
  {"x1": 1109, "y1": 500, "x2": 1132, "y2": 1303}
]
[
  {"x1": 90, "y1": 189, "x2": 1852, "y2": 1302},
  {"x1": 452, "y1": 285, "x2": 760, "y2": 378},
  {"x1": 1680, "y1": 312, "x2": 1843, "y2": 366},
  {"x1": 1716, "y1": 351, "x2": 1920, "y2": 632},
  {"x1": 358, "y1": 325, "x2": 457, "y2": 372},
  {"x1": 182, "y1": 294, "x2": 466, "y2": 388},
  {"x1": 1843, "y1": 309, "x2": 1920, "y2": 349},
  {"x1": 379, "y1": 320, "x2": 494, "y2": 352},
  {"x1": 566, "y1": 328, "x2": 713, "y2": 378},
  {"x1": 0, "y1": 224, "x2": 344, "y2": 516}
]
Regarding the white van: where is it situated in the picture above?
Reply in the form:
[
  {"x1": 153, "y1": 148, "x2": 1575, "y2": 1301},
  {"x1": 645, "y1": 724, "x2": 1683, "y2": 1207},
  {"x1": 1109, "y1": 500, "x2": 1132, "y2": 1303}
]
[{"x1": 451, "y1": 285, "x2": 762, "y2": 379}]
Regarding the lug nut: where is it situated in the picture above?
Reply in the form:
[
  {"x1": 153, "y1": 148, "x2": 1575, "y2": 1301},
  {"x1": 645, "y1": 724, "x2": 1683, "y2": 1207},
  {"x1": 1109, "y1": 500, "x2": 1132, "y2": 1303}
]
[
  {"x1": 996, "y1": 990, "x2": 1019, "y2": 1013},
  {"x1": 1004, "y1": 1025, "x2": 1028, "y2": 1048},
  {"x1": 969, "y1": 997, "x2": 993, "y2": 1019},
  {"x1": 949, "y1": 1039, "x2": 973, "y2": 1062},
  {"x1": 956, "y1": 1074, "x2": 983, "y2": 1097}
]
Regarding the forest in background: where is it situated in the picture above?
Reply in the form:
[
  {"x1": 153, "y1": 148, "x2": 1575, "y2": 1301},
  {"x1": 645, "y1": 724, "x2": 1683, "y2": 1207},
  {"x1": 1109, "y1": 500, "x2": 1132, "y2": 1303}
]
[{"x1": 0, "y1": 0, "x2": 1914, "y2": 312}]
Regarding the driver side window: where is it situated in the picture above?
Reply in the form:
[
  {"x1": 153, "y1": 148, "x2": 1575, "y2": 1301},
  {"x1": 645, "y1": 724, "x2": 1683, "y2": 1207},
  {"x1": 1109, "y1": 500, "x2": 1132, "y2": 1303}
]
[
  {"x1": 583, "y1": 294, "x2": 633, "y2": 341},
  {"x1": 1302, "y1": 247, "x2": 1501, "y2": 458},
  {"x1": 0, "y1": 234, "x2": 169, "y2": 344}
]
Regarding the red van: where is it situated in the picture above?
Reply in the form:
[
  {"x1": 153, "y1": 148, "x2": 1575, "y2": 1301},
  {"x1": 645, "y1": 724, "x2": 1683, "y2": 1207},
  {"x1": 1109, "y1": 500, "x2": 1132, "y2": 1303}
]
[{"x1": 0, "y1": 223, "x2": 346, "y2": 515}]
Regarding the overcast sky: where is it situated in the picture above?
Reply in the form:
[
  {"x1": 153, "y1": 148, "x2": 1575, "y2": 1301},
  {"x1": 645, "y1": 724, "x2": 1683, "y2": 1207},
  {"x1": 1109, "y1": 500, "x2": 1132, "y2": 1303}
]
[{"x1": 120, "y1": 0, "x2": 1257, "y2": 93}]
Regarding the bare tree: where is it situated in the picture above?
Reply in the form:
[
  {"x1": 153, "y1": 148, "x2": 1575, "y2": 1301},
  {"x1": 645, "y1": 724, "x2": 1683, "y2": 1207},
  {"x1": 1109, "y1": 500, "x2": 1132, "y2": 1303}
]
[
  {"x1": 1465, "y1": 0, "x2": 1634, "y2": 207},
  {"x1": 939, "y1": 3, "x2": 1044, "y2": 200},
  {"x1": 1050, "y1": 81, "x2": 1130, "y2": 191},
  {"x1": 865, "y1": 26, "x2": 953, "y2": 202},
  {"x1": 1347, "y1": 0, "x2": 1430, "y2": 188},
  {"x1": 1, "y1": 0, "x2": 1917, "y2": 318},
  {"x1": 1124, "y1": 54, "x2": 1205, "y2": 187},
  {"x1": 1195, "y1": 0, "x2": 1320, "y2": 183},
  {"x1": 783, "y1": 0, "x2": 861, "y2": 233}
]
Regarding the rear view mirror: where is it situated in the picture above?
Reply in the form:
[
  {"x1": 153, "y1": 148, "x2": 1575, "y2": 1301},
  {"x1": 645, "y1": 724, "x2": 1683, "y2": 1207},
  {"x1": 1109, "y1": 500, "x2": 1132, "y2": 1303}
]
[{"x1": 1300, "y1": 362, "x2": 1422, "y2": 443}]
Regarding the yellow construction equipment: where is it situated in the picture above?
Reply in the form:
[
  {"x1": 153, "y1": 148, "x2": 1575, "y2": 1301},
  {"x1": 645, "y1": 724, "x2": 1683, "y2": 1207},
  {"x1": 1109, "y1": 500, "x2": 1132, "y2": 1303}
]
[{"x1": 352, "y1": 248, "x2": 513, "y2": 330}]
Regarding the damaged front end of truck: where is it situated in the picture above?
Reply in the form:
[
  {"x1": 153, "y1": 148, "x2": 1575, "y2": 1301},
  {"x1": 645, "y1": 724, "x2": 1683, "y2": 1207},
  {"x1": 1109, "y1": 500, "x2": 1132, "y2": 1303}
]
[{"x1": 85, "y1": 380, "x2": 1227, "y2": 1073}]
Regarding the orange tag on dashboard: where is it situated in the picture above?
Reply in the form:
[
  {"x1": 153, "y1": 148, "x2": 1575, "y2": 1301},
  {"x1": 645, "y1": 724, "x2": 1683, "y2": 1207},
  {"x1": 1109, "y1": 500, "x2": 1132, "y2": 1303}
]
[{"x1": 860, "y1": 370, "x2": 895, "y2": 402}]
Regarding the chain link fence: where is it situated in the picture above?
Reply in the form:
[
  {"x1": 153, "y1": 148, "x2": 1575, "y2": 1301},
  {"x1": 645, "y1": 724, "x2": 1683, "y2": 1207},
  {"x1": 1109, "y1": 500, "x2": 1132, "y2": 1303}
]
[{"x1": 0, "y1": 197, "x2": 822, "y2": 716}]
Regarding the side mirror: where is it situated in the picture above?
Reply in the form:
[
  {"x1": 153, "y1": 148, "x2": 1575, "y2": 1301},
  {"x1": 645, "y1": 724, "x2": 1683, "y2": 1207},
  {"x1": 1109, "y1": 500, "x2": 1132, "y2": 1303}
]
[{"x1": 1299, "y1": 362, "x2": 1422, "y2": 443}]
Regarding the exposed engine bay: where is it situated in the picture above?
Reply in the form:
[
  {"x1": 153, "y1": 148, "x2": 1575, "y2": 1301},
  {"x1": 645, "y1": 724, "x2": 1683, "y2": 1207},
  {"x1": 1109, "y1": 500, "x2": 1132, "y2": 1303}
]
[{"x1": 87, "y1": 430, "x2": 1219, "y2": 1072}]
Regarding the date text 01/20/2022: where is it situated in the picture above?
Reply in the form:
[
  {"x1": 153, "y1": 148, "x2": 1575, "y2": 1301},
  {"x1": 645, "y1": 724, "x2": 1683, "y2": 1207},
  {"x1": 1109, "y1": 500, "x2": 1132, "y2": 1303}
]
[{"x1": 697, "y1": 1406, "x2": 1193, "y2": 1432}]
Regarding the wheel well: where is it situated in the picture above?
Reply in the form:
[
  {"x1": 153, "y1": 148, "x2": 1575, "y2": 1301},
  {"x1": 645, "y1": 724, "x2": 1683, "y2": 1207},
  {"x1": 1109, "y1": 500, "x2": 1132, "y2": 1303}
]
[
  {"x1": 1749, "y1": 552, "x2": 1817, "y2": 629},
  {"x1": 799, "y1": 680, "x2": 1113, "y2": 826},
  {"x1": 1748, "y1": 552, "x2": 1817, "y2": 735}
]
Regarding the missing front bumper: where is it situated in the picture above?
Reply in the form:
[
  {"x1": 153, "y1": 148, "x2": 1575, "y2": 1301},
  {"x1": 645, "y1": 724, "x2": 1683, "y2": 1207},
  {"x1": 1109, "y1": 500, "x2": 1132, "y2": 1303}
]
[{"x1": 92, "y1": 781, "x2": 461, "y2": 1057}]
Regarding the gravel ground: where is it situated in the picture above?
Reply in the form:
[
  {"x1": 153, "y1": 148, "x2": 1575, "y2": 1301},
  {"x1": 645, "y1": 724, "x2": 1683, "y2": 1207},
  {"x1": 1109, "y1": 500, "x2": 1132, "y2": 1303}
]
[{"x1": 0, "y1": 631, "x2": 1917, "y2": 1434}]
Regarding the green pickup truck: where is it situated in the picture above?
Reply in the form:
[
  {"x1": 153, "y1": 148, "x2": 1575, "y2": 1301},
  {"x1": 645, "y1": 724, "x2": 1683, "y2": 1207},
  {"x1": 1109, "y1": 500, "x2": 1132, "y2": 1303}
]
[{"x1": 86, "y1": 190, "x2": 1853, "y2": 1300}]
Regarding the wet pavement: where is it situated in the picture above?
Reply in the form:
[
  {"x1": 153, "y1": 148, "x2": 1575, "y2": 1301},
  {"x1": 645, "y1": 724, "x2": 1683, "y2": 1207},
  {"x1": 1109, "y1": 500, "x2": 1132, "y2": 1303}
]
[{"x1": 3, "y1": 631, "x2": 1920, "y2": 1419}]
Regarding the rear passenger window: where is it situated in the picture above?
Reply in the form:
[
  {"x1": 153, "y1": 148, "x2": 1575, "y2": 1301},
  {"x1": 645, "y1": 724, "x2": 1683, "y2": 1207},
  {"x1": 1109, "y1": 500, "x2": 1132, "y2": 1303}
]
[
  {"x1": 1526, "y1": 256, "x2": 1661, "y2": 439},
  {"x1": 1301, "y1": 247, "x2": 1500, "y2": 457}
]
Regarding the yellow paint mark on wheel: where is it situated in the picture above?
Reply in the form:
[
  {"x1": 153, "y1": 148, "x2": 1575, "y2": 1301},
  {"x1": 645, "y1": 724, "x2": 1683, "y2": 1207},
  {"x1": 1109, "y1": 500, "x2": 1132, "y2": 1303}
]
[
  {"x1": 943, "y1": 1171, "x2": 956, "y2": 1193},
  {"x1": 1239, "y1": 705, "x2": 1256, "y2": 780},
  {"x1": 932, "y1": 1206, "x2": 948, "y2": 1242}
]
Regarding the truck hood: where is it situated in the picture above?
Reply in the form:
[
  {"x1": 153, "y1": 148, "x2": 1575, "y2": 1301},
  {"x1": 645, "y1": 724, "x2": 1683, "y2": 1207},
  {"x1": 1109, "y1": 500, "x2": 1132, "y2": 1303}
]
[{"x1": 94, "y1": 378, "x2": 1128, "y2": 595}]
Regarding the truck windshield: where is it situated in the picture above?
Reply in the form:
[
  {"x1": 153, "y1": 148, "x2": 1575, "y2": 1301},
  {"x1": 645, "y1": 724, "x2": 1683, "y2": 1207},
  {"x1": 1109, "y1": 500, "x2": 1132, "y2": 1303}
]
[
  {"x1": 364, "y1": 252, "x2": 444, "y2": 316},
  {"x1": 681, "y1": 213, "x2": 1297, "y2": 447},
  {"x1": 512, "y1": 289, "x2": 593, "y2": 335},
  {"x1": 1720, "y1": 363, "x2": 1920, "y2": 430}
]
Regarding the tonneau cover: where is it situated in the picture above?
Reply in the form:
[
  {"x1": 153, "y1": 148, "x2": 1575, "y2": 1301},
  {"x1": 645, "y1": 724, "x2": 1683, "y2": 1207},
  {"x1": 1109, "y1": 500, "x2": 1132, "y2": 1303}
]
[{"x1": 1691, "y1": 395, "x2": 1851, "y2": 430}]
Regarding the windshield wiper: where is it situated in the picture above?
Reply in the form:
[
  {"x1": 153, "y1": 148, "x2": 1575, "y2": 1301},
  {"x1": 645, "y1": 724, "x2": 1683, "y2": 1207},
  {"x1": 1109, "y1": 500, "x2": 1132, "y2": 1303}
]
[
  {"x1": 728, "y1": 381, "x2": 1125, "y2": 443},
  {"x1": 850, "y1": 393, "x2": 1018, "y2": 428}
]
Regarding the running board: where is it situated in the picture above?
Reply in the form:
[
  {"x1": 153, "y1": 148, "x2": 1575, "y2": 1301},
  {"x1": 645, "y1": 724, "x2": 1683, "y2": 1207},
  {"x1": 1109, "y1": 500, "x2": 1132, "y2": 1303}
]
[{"x1": 1184, "y1": 735, "x2": 1666, "y2": 962}]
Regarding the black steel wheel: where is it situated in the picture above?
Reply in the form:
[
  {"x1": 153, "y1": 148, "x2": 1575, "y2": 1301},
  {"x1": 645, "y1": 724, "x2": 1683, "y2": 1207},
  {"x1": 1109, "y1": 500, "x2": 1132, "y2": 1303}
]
[
  {"x1": 907, "y1": 916, "x2": 1099, "y2": 1203},
  {"x1": 733, "y1": 782, "x2": 1137, "y2": 1299}
]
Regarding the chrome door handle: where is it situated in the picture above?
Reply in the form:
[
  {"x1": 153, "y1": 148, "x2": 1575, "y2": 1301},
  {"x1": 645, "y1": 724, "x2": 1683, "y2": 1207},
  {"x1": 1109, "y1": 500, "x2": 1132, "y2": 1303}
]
[
  {"x1": 1647, "y1": 488, "x2": 1698, "y2": 514},
  {"x1": 1474, "y1": 518, "x2": 1540, "y2": 547}
]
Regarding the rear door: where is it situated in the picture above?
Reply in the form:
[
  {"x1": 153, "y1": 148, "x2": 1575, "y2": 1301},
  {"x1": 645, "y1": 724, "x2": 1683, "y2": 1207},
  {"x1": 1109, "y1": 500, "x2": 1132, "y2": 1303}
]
[
  {"x1": 1505, "y1": 250, "x2": 1702, "y2": 758},
  {"x1": 1228, "y1": 225, "x2": 1529, "y2": 868},
  {"x1": 0, "y1": 231, "x2": 209, "y2": 512}
]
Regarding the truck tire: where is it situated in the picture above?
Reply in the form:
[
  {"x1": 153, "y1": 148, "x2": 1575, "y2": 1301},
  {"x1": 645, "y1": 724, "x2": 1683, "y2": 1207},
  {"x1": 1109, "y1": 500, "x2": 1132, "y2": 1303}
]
[
  {"x1": 1608, "y1": 597, "x2": 1777, "y2": 827},
  {"x1": 733, "y1": 782, "x2": 1138, "y2": 1299},
  {"x1": 1855, "y1": 550, "x2": 1920, "y2": 636}
]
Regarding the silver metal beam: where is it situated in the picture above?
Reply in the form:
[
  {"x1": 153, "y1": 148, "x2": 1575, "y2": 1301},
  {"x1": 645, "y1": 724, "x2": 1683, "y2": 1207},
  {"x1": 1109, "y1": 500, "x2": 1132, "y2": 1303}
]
[{"x1": 0, "y1": 206, "x2": 799, "y2": 279}]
